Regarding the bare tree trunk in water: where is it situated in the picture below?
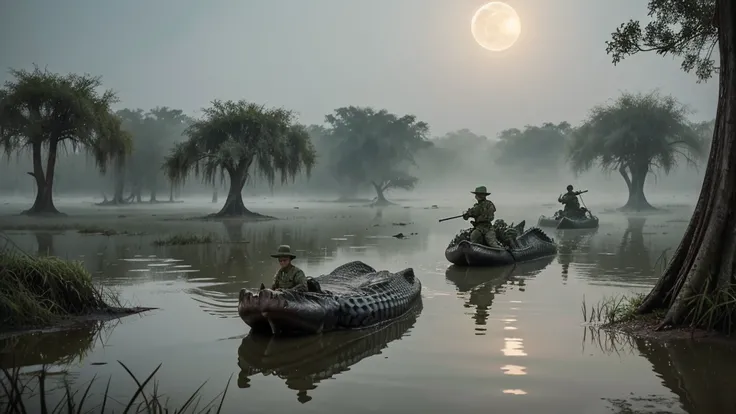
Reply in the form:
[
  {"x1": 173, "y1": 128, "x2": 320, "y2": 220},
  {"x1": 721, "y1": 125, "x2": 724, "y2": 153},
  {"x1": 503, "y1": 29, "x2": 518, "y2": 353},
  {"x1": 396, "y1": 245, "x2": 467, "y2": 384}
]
[
  {"x1": 619, "y1": 164, "x2": 655, "y2": 211},
  {"x1": 23, "y1": 140, "x2": 63, "y2": 215},
  {"x1": 212, "y1": 186, "x2": 218, "y2": 203},
  {"x1": 212, "y1": 168, "x2": 263, "y2": 217},
  {"x1": 371, "y1": 181, "x2": 393, "y2": 206},
  {"x1": 638, "y1": 2, "x2": 736, "y2": 332},
  {"x1": 111, "y1": 158, "x2": 126, "y2": 204}
]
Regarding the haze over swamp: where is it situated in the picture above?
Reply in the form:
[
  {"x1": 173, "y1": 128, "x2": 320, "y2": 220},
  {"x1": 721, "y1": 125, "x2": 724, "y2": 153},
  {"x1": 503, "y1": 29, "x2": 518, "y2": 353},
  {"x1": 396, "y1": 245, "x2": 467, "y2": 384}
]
[{"x1": 1, "y1": 194, "x2": 735, "y2": 414}]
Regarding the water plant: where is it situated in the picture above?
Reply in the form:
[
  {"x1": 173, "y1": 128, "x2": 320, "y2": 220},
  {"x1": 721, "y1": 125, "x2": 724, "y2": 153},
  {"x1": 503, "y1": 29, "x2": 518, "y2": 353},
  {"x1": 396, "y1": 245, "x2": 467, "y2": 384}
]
[
  {"x1": 0, "y1": 241, "x2": 119, "y2": 329},
  {"x1": 1, "y1": 361, "x2": 232, "y2": 413}
]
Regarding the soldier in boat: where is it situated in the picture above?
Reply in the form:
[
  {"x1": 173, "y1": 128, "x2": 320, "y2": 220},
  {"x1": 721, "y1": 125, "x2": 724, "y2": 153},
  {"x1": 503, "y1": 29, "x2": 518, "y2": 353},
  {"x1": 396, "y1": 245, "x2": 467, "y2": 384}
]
[
  {"x1": 557, "y1": 185, "x2": 587, "y2": 219},
  {"x1": 270, "y1": 245, "x2": 308, "y2": 291},
  {"x1": 463, "y1": 186, "x2": 501, "y2": 247}
]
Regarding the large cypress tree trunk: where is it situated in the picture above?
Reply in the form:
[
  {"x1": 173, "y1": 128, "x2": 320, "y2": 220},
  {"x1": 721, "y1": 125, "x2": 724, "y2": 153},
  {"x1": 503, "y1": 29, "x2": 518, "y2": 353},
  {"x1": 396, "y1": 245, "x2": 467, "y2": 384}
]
[
  {"x1": 212, "y1": 168, "x2": 256, "y2": 217},
  {"x1": 619, "y1": 164, "x2": 655, "y2": 211},
  {"x1": 638, "y1": 2, "x2": 736, "y2": 331},
  {"x1": 111, "y1": 157, "x2": 126, "y2": 204},
  {"x1": 23, "y1": 140, "x2": 63, "y2": 215},
  {"x1": 371, "y1": 181, "x2": 392, "y2": 206}
]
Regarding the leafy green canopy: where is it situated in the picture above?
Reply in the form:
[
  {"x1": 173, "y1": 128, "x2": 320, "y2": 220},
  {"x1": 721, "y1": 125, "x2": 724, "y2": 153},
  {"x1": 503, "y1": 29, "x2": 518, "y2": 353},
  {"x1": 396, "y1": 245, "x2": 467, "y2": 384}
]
[
  {"x1": 607, "y1": 0, "x2": 718, "y2": 81},
  {"x1": 164, "y1": 100, "x2": 316, "y2": 187},
  {"x1": 325, "y1": 106, "x2": 431, "y2": 191},
  {"x1": 0, "y1": 67, "x2": 131, "y2": 172},
  {"x1": 568, "y1": 91, "x2": 704, "y2": 175}
]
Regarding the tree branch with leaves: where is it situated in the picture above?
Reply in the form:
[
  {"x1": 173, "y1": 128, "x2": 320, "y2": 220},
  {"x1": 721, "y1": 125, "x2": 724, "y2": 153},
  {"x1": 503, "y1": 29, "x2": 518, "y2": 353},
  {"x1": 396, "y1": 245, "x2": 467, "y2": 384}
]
[
  {"x1": 604, "y1": 0, "x2": 736, "y2": 333},
  {"x1": 163, "y1": 100, "x2": 315, "y2": 218},
  {"x1": 324, "y1": 106, "x2": 431, "y2": 206},
  {"x1": 0, "y1": 66, "x2": 131, "y2": 215},
  {"x1": 568, "y1": 91, "x2": 704, "y2": 211}
]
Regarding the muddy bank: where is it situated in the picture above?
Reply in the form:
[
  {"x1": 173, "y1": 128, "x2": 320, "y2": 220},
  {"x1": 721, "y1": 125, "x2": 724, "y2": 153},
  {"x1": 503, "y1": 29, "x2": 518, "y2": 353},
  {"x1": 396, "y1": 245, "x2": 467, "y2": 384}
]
[
  {"x1": 0, "y1": 306, "x2": 157, "y2": 341},
  {"x1": 603, "y1": 314, "x2": 736, "y2": 343}
]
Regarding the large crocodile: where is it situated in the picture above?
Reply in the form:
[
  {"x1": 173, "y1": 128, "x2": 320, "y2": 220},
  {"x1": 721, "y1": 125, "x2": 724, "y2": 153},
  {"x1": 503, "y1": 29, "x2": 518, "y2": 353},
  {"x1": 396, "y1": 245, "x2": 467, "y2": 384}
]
[
  {"x1": 237, "y1": 261, "x2": 422, "y2": 336},
  {"x1": 237, "y1": 301, "x2": 421, "y2": 403}
]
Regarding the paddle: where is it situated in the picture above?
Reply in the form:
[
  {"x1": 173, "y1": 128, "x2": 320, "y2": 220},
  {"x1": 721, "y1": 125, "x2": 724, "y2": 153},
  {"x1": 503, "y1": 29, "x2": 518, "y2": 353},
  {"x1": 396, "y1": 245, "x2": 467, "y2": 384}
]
[{"x1": 577, "y1": 191, "x2": 593, "y2": 217}]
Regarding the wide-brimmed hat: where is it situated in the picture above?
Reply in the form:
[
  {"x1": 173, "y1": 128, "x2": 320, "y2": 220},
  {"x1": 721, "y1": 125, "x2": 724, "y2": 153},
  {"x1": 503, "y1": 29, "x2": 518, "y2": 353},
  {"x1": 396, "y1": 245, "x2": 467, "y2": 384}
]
[
  {"x1": 471, "y1": 186, "x2": 491, "y2": 195},
  {"x1": 271, "y1": 244, "x2": 296, "y2": 259}
]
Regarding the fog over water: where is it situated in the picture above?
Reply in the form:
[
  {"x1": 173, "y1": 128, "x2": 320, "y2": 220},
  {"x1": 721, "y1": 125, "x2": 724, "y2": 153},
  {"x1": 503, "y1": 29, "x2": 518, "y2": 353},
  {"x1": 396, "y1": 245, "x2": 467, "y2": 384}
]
[{"x1": 0, "y1": 1, "x2": 726, "y2": 413}]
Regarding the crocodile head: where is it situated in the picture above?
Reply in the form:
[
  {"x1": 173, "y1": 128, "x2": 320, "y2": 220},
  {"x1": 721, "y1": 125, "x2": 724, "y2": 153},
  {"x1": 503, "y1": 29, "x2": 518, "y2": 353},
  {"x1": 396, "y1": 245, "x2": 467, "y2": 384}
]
[{"x1": 238, "y1": 285, "x2": 340, "y2": 335}]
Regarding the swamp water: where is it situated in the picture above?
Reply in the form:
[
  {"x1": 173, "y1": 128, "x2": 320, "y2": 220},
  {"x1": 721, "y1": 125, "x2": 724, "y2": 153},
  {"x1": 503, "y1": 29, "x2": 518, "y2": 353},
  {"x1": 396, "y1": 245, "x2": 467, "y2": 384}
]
[{"x1": 1, "y1": 199, "x2": 735, "y2": 414}]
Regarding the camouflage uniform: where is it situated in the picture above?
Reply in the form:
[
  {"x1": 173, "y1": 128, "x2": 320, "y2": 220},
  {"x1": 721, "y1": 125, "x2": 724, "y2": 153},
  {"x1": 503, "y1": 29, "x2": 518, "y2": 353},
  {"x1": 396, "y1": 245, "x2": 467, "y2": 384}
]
[
  {"x1": 463, "y1": 186, "x2": 500, "y2": 247},
  {"x1": 493, "y1": 219, "x2": 519, "y2": 248},
  {"x1": 558, "y1": 189, "x2": 583, "y2": 218},
  {"x1": 270, "y1": 244, "x2": 308, "y2": 291},
  {"x1": 272, "y1": 265, "x2": 308, "y2": 291}
]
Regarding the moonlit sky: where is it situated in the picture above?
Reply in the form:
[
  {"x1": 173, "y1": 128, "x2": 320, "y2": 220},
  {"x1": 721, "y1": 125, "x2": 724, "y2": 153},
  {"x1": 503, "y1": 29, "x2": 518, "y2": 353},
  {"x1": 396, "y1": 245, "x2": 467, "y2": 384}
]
[{"x1": 0, "y1": 0, "x2": 718, "y2": 138}]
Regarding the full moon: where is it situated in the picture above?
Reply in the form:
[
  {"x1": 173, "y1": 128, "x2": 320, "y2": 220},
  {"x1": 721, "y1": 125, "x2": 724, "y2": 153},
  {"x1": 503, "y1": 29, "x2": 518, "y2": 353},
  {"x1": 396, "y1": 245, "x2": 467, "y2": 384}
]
[{"x1": 471, "y1": 2, "x2": 521, "y2": 52}]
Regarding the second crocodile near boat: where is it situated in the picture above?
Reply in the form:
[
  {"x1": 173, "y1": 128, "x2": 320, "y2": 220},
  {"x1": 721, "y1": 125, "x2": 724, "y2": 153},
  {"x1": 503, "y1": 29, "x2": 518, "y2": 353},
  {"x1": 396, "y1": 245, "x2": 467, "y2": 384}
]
[
  {"x1": 444, "y1": 224, "x2": 557, "y2": 267},
  {"x1": 238, "y1": 261, "x2": 422, "y2": 336}
]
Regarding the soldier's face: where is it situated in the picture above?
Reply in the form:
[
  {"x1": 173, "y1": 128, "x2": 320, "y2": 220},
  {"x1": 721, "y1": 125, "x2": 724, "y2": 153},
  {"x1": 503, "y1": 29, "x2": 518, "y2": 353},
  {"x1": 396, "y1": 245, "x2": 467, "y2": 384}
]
[
  {"x1": 278, "y1": 257, "x2": 291, "y2": 268},
  {"x1": 475, "y1": 194, "x2": 483, "y2": 201}
]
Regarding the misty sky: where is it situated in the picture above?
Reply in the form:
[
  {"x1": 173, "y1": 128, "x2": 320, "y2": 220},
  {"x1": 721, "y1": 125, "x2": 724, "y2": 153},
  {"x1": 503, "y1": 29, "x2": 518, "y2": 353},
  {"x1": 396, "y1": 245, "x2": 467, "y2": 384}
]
[{"x1": 0, "y1": 0, "x2": 718, "y2": 138}]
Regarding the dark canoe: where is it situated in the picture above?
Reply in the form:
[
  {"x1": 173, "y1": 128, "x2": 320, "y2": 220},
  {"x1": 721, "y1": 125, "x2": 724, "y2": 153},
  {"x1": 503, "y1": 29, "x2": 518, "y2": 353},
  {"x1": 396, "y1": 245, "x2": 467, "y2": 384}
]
[
  {"x1": 444, "y1": 227, "x2": 558, "y2": 267},
  {"x1": 537, "y1": 214, "x2": 599, "y2": 230}
]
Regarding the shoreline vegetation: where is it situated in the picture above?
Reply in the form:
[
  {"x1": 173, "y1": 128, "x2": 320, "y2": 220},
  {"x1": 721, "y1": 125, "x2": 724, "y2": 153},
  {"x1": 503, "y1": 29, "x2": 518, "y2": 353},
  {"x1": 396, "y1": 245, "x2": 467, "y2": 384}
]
[
  {"x1": 583, "y1": 248, "x2": 736, "y2": 342},
  {"x1": 583, "y1": 292, "x2": 736, "y2": 342},
  {"x1": 0, "y1": 237, "x2": 152, "y2": 336},
  {"x1": 0, "y1": 361, "x2": 232, "y2": 414},
  {"x1": 0, "y1": 235, "x2": 235, "y2": 411}
]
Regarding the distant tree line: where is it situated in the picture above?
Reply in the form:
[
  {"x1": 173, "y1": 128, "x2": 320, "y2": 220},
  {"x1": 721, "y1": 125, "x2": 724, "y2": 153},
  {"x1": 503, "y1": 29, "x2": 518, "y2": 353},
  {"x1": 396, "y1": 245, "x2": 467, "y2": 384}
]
[{"x1": 0, "y1": 66, "x2": 713, "y2": 216}]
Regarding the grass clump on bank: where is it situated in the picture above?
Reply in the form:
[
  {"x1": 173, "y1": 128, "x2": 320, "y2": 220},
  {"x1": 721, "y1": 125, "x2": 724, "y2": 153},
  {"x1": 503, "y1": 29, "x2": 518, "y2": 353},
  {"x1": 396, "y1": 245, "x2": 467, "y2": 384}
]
[
  {"x1": 77, "y1": 226, "x2": 120, "y2": 236},
  {"x1": 0, "y1": 248, "x2": 115, "y2": 329},
  {"x1": 581, "y1": 293, "x2": 648, "y2": 326},
  {"x1": 152, "y1": 233, "x2": 215, "y2": 246},
  {"x1": 1, "y1": 361, "x2": 232, "y2": 414},
  {"x1": 682, "y1": 280, "x2": 736, "y2": 335},
  {"x1": 582, "y1": 250, "x2": 736, "y2": 337}
]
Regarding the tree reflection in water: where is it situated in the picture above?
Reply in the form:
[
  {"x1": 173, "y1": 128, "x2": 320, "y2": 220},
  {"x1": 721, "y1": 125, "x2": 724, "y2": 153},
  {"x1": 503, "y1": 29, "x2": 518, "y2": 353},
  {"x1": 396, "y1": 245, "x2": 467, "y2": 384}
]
[
  {"x1": 236, "y1": 302, "x2": 422, "y2": 403},
  {"x1": 555, "y1": 229, "x2": 597, "y2": 282},
  {"x1": 571, "y1": 217, "x2": 666, "y2": 287},
  {"x1": 185, "y1": 218, "x2": 429, "y2": 318},
  {"x1": 182, "y1": 220, "x2": 344, "y2": 318},
  {"x1": 34, "y1": 232, "x2": 55, "y2": 256},
  {"x1": 0, "y1": 320, "x2": 117, "y2": 393},
  {"x1": 444, "y1": 256, "x2": 554, "y2": 334},
  {"x1": 585, "y1": 327, "x2": 736, "y2": 413}
]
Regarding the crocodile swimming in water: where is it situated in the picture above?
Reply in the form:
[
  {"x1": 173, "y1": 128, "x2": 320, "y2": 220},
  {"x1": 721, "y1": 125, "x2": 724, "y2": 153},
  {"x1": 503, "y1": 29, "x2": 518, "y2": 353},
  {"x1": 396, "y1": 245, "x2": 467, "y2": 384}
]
[{"x1": 237, "y1": 261, "x2": 422, "y2": 336}]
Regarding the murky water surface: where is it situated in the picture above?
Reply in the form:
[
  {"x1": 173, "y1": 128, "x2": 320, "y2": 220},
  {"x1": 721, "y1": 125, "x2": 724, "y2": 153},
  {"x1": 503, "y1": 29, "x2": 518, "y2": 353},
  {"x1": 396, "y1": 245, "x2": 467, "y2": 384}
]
[{"x1": 1, "y1": 198, "x2": 735, "y2": 414}]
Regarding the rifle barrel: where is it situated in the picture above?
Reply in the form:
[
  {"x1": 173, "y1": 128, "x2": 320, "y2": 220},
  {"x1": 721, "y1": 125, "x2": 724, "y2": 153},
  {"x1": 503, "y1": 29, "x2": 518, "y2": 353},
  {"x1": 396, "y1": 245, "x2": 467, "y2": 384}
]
[{"x1": 438, "y1": 214, "x2": 463, "y2": 223}]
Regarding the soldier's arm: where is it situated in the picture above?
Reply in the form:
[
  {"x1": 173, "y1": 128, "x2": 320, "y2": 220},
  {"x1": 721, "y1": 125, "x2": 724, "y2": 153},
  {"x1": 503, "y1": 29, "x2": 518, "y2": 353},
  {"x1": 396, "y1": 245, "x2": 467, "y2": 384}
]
[
  {"x1": 465, "y1": 204, "x2": 480, "y2": 218},
  {"x1": 292, "y1": 270, "x2": 308, "y2": 292},
  {"x1": 271, "y1": 272, "x2": 280, "y2": 290}
]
